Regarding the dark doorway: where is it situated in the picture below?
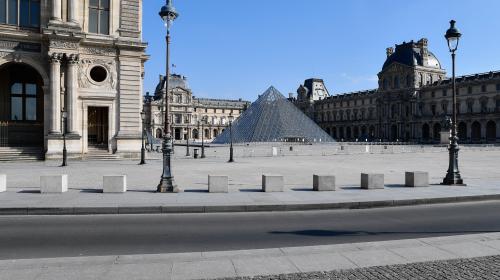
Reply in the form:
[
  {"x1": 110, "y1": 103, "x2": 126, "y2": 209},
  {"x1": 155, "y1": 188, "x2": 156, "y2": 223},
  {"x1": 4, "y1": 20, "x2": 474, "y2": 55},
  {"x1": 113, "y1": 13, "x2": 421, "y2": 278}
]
[
  {"x1": 0, "y1": 63, "x2": 44, "y2": 147},
  {"x1": 471, "y1": 121, "x2": 481, "y2": 142},
  {"x1": 486, "y1": 121, "x2": 496, "y2": 142},
  {"x1": 88, "y1": 107, "x2": 109, "y2": 148},
  {"x1": 422, "y1": 124, "x2": 430, "y2": 141}
]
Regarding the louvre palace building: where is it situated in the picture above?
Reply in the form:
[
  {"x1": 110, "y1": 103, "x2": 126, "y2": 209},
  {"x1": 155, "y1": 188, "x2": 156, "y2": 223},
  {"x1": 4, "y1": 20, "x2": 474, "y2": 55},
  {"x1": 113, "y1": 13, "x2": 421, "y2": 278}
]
[
  {"x1": 291, "y1": 38, "x2": 500, "y2": 144},
  {"x1": 143, "y1": 74, "x2": 250, "y2": 142},
  {"x1": 0, "y1": 0, "x2": 147, "y2": 159}
]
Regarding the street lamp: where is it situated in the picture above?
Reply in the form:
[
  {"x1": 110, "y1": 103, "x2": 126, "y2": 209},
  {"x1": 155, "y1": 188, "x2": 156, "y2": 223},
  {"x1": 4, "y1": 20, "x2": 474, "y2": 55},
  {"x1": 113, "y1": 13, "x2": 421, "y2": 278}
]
[
  {"x1": 228, "y1": 113, "x2": 234, "y2": 163},
  {"x1": 140, "y1": 110, "x2": 146, "y2": 165},
  {"x1": 201, "y1": 116, "x2": 206, "y2": 158},
  {"x1": 442, "y1": 20, "x2": 465, "y2": 186},
  {"x1": 157, "y1": 0, "x2": 181, "y2": 193},
  {"x1": 186, "y1": 122, "x2": 191, "y2": 157},
  {"x1": 61, "y1": 110, "x2": 67, "y2": 167}
]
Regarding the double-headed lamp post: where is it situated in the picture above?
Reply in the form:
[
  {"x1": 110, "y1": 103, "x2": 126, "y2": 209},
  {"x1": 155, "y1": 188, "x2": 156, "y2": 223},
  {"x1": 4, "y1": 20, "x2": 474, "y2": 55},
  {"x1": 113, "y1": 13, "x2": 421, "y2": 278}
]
[
  {"x1": 139, "y1": 110, "x2": 146, "y2": 165},
  {"x1": 442, "y1": 20, "x2": 465, "y2": 186},
  {"x1": 61, "y1": 110, "x2": 67, "y2": 167},
  {"x1": 157, "y1": 0, "x2": 181, "y2": 193},
  {"x1": 228, "y1": 113, "x2": 234, "y2": 163}
]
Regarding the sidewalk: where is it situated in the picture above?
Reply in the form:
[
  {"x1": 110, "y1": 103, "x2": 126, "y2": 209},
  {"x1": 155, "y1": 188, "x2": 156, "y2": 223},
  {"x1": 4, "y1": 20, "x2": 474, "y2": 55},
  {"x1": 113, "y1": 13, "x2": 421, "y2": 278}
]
[{"x1": 1, "y1": 232, "x2": 499, "y2": 280}]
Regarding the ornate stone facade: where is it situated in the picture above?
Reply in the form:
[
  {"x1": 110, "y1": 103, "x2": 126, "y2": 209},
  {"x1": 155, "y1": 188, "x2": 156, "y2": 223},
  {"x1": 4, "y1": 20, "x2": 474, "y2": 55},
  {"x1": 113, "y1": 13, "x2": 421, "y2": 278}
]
[
  {"x1": 291, "y1": 38, "x2": 500, "y2": 144},
  {"x1": 144, "y1": 74, "x2": 250, "y2": 142},
  {"x1": 0, "y1": 0, "x2": 148, "y2": 158}
]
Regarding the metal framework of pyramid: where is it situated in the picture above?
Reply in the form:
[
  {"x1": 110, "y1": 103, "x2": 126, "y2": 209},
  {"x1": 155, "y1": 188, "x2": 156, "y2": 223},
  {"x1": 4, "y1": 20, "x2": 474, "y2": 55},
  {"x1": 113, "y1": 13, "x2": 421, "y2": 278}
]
[{"x1": 213, "y1": 86, "x2": 334, "y2": 144}]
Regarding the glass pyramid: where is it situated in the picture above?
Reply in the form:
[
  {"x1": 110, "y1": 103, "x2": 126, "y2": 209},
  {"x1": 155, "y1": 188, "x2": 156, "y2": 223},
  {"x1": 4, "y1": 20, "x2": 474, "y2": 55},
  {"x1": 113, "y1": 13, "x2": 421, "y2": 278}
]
[{"x1": 213, "y1": 86, "x2": 334, "y2": 144}]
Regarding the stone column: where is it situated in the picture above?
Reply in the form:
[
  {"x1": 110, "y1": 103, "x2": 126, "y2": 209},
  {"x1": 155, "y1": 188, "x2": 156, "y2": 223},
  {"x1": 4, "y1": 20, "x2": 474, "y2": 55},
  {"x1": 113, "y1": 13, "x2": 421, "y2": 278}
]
[
  {"x1": 49, "y1": 53, "x2": 62, "y2": 134},
  {"x1": 68, "y1": 0, "x2": 79, "y2": 25},
  {"x1": 50, "y1": 0, "x2": 62, "y2": 22},
  {"x1": 66, "y1": 54, "x2": 79, "y2": 134}
]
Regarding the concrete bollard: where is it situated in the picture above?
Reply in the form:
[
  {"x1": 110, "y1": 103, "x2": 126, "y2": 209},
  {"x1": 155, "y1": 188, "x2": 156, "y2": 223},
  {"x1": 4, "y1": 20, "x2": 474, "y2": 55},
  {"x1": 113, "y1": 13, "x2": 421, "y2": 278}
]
[
  {"x1": 0, "y1": 174, "x2": 6, "y2": 192},
  {"x1": 208, "y1": 175, "x2": 229, "y2": 193},
  {"x1": 361, "y1": 173, "x2": 384, "y2": 189},
  {"x1": 103, "y1": 175, "x2": 127, "y2": 193},
  {"x1": 40, "y1": 175, "x2": 68, "y2": 193},
  {"x1": 313, "y1": 175, "x2": 336, "y2": 191},
  {"x1": 262, "y1": 175, "x2": 284, "y2": 192},
  {"x1": 405, "y1": 171, "x2": 429, "y2": 187}
]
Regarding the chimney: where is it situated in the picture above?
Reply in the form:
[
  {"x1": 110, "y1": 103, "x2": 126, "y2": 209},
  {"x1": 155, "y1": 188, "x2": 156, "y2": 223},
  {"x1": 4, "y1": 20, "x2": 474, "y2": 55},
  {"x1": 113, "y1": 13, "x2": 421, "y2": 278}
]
[
  {"x1": 386, "y1": 47, "x2": 394, "y2": 57},
  {"x1": 418, "y1": 38, "x2": 429, "y2": 66}
]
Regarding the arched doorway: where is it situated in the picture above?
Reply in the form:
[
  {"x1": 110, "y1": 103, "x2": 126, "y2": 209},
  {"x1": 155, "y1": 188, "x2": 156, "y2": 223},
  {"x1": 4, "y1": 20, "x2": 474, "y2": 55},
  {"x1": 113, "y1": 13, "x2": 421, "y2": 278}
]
[
  {"x1": 346, "y1": 127, "x2": 352, "y2": 140},
  {"x1": 361, "y1": 126, "x2": 367, "y2": 140},
  {"x1": 213, "y1": 129, "x2": 218, "y2": 138},
  {"x1": 353, "y1": 127, "x2": 359, "y2": 140},
  {"x1": 471, "y1": 121, "x2": 481, "y2": 142},
  {"x1": 0, "y1": 63, "x2": 44, "y2": 147},
  {"x1": 369, "y1": 126, "x2": 375, "y2": 140},
  {"x1": 486, "y1": 121, "x2": 496, "y2": 142},
  {"x1": 332, "y1": 127, "x2": 337, "y2": 139},
  {"x1": 458, "y1": 122, "x2": 467, "y2": 142},
  {"x1": 422, "y1": 124, "x2": 430, "y2": 141},
  {"x1": 433, "y1": 123, "x2": 441, "y2": 141},
  {"x1": 174, "y1": 128, "x2": 181, "y2": 140},
  {"x1": 192, "y1": 129, "x2": 199, "y2": 140},
  {"x1": 339, "y1": 127, "x2": 344, "y2": 140},
  {"x1": 204, "y1": 128, "x2": 210, "y2": 139},
  {"x1": 390, "y1": 125, "x2": 397, "y2": 141}
]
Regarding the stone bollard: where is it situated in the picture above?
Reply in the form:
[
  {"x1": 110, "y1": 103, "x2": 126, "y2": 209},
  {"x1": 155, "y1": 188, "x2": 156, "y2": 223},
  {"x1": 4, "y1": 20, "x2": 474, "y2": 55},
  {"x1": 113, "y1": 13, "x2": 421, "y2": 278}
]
[
  {"x1": 262, "y1": 175, "x2": 284, "y2": 192},
  {"x1": 405, "y1": 171, "x2": 429, "y2": 187},
  {"x1": 0, "y1": 174, "x2": 6, "y2": 192},
  {"x1": 361, "y1": 173, "x2": 384, "y2": 189},
  {"x1": 208, "y1": 175, "x2": 229, "y2": 193},
  {"x1": 40, "y1": 175, "x2": 68, "y2": 193},
  {"x1": 103, "y1": 175, "x2": 127, "y2": 193},
  {"x1": 313, "y1": 175, "x2": 336, "y2": 191}
]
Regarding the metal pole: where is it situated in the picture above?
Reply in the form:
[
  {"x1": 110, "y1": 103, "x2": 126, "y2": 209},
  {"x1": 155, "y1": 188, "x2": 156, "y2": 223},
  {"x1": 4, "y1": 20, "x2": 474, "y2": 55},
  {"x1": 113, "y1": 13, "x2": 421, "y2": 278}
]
[
  {"x1": 201, "y1": 122, "x2": 206, "y2": 158},
  {"x1": 157, "y1": 30, "x2": 178, "y2": 192},
  {"x1": 140, "y1": 120, "x2": 146, "y2": 165},
  {"x1": 186, "y1": 125, "x2": 191, "y2": 156},
  {"x1": 228, "y1": 120, "x2": 234, "y2": 162},
  {"x1": 61, "y1": 116, "x2": 67, "y2": 167},
  {"x1": 442, "y1": 51, "x2": 465, "y2": 185}
]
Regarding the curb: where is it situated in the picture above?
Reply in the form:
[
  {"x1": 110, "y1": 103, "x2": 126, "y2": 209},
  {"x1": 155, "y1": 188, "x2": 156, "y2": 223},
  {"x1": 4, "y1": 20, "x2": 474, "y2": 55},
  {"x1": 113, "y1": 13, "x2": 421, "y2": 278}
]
[{"x1": 1, "y1": 194, "x2": 500, "y2": 216}]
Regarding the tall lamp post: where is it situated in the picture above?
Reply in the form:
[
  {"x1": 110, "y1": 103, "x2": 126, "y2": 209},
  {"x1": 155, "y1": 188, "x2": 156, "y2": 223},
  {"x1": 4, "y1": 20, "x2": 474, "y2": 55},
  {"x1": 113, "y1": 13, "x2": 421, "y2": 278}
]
[
  {"x1": 228, "y1": 113, "x2": 234, "y2": 163},
  {"x1": 201, "y1": 116, "x2": 206, "y2": 158},
  {"x1": 61, "y1": 110, "x2": 67, "y2": 167},
  {"x1": 186, "y1": 123, "x2": 191, "y2": 157},
  {"x1": 157, "y1": 0, "x2": 181, "y2": 193},
  {"x1": 140, "y1": 110, "x2": 146, "y2": 165},
  {"x1": 442, "y1": 20, "x2": 465, "y2": 186}
]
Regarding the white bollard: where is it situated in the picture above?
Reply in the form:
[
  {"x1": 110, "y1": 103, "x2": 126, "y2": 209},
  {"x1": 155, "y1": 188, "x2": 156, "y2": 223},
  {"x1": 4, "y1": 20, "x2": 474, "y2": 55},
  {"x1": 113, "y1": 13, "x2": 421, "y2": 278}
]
[
  {"x1": 208, "y1": 175, "x2": 229, "y2": 193},
  {"x1": 0, "y1": 174, "x2": 6, "y2": 192},
  {"x1": 313, "y1": 175, "x2": 336, "y2": 191},
  {"x1": 405, "y1": 171, "x2": 429, "y2": 187},
  {"x1": 103, "y1": 175, "x2": 127, "y2": 193},
  {"x1": 361, "y1": 173, "x2": 384, "y2": 189},
  {"x1": 40, "y1": 175, "x2": 68, "y2": 193},
  {"x1": 262, "y1": 174, "x2": 284, "y2": 192}
]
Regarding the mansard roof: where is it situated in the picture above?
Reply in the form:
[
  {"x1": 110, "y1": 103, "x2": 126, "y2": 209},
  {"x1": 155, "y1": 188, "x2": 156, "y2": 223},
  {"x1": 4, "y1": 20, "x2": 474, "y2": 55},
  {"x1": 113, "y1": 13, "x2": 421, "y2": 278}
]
[{"x1": 425, "y1": 70, "x2": 500, "y2": 88}]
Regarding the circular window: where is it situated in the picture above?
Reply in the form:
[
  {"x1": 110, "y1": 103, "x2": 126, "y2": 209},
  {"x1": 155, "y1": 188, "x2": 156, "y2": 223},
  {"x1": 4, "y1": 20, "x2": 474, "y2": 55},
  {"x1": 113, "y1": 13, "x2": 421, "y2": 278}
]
[{"x1": 89, "y1": 66, "x2": 108, "y2": 83}]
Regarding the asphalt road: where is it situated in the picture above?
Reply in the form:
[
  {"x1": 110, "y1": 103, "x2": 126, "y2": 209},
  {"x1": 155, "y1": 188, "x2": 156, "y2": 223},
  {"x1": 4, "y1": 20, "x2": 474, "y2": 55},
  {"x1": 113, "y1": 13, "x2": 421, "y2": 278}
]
[{"x1": 1, "y1": 201, "x2": 500, "y2": 260}]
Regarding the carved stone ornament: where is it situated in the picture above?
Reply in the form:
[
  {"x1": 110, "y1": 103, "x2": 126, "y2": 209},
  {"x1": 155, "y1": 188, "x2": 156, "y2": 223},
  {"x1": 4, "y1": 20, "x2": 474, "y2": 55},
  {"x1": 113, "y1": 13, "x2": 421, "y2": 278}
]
[
  {"x1": 78, "y1": 58, "x2": 117, "y2": 90},
  {"x1": 49, "y1": 40, "x2": 80, "y2": 50},
  {"x1": 80, "y1": 47, "x2": 116, "y2": 56}
]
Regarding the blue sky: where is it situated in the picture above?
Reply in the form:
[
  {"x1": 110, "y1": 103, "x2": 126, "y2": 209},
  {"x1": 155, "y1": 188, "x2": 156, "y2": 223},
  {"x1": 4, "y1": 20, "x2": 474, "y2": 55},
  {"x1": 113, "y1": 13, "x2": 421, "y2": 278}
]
[{"x1": 142, "y1": 0, "x2": 500, "y2": 101}]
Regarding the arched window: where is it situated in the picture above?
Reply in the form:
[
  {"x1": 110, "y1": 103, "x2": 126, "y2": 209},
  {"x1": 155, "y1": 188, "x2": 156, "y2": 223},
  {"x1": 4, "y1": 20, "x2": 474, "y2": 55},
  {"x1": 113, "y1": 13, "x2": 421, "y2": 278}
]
[
  {"x1": 394, "y1": 76, "x2": 400, "y2": 89},
  {"x1": 0, "y1": 0, "x2": 40, "y2": 27},
  {"x1": 89, "y1": 0, "x2": 110, "y2": 35}
]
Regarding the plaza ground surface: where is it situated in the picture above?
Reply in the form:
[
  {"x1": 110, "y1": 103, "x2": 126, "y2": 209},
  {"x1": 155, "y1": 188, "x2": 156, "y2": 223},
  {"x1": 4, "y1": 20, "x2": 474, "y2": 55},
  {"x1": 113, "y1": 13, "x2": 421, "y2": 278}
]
[{"x1": 0, "y1": 148, "x2": 500, "y2": 212}]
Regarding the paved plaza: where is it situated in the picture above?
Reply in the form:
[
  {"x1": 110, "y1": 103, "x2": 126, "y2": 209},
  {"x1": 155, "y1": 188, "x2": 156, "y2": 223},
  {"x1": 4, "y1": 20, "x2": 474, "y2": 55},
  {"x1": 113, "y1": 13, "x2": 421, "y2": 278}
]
[{"x1": 0, "y1": 146, "x2": 500, "y2": 212}]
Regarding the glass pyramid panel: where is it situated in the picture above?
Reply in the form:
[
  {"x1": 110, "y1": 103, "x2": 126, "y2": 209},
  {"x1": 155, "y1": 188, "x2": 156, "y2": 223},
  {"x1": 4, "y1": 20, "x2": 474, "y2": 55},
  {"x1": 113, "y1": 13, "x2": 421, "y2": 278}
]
[{"x1": 213, "y1": 86, "x2": 334, "y2": 144}]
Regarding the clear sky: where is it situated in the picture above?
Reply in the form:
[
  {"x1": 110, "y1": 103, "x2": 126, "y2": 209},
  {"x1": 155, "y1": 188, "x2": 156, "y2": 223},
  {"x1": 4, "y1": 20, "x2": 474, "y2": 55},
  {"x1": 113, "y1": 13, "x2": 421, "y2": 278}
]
[{"x1": 142, "y1": 0, "x2": 500, "y2": 101}]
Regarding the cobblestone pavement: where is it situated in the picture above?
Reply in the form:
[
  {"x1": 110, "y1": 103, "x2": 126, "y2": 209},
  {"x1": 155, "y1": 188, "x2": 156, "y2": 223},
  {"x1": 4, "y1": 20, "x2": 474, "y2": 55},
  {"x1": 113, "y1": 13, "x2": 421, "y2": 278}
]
[{"x1": 218, "y1": 255, "x2": 500, "y2": 280}]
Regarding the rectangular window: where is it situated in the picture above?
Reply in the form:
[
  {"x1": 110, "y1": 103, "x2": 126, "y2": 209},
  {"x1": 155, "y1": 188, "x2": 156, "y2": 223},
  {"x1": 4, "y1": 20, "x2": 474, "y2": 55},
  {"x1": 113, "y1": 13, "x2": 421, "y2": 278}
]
[
  {"x1": 11, "y1": 96, "x2": 22, "y2": 120},
  {"x1": 25, "y1": 97, "x2": 36, "y2": 120},
  {"x1": 442, "y1": 89, "x2": 447, "y2": 97},
  {"x1": 89, "y1": 0, "x2": 110, "y2": 35},
  {"x1": 7, "y1": 0, "x2": 16, "y2": 25},
  {"x1": 481, "y1": 85, "x2": 487, "y2": 92},
  {"x1": 29, "y1": 0, "x2": 39, "y2": 27},
  {"x1": 20, "y1": 0, "x2": 29, "y2": 26},
  {"x1": 0, "y1": 0, "x2": 6, "y2": 23}
]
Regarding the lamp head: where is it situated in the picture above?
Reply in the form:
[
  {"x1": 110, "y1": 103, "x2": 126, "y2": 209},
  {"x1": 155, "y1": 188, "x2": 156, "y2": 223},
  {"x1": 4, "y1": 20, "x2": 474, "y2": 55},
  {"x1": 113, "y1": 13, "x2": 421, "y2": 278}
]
[
  {"x1": 445, "y1": 20, "x2": 462, "y2": 52},
  {"x1": 159, "y1": 0, "x2": 179, "y2": 29}
]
